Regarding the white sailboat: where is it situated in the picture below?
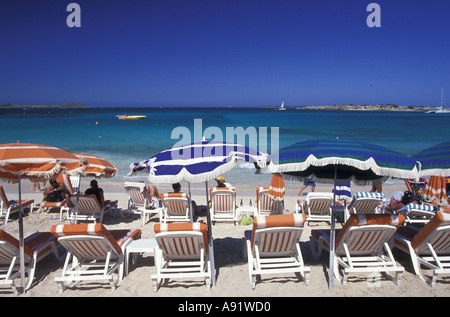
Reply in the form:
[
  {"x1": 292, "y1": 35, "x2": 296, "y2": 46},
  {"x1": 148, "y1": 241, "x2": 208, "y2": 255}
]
[
  {"x1": 427, "y1": 88, "x2": 448, "y2": 113},
  {"x1": 278, "y1": 101, "x2": 286, "y2": 111}
]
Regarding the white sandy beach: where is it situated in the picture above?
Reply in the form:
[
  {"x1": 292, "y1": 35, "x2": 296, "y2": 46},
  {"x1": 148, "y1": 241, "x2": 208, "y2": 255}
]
[{"x1": 1, "y1": 180, "x2": 449, "y2": 298}]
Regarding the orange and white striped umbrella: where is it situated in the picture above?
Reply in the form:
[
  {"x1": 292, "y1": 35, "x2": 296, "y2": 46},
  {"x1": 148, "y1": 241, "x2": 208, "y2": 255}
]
[
  {"x1": 0, "y1": 143, "x2": 86, "y2": 181},
  {"x1": 423, "y1": 175, "x2": 448, "y2": 204},
  {"x1": 73, "y1": 153, "x2": 118, "y2": 178},
  {"x1": 0, "y1": 143, "x2": 86, "y2": 293},
  {"x1": 268, "y1": 173, "x2": 285, "y2": 201}
]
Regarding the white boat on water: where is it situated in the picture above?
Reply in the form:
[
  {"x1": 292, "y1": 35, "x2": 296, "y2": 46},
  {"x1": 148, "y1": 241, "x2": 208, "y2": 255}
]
[
  {"x1": 278, "y1": 101, "x2": 286, "y2": 111},
  {"x1": 427, "y1": 88, "x2": 449, "y2": 113}
]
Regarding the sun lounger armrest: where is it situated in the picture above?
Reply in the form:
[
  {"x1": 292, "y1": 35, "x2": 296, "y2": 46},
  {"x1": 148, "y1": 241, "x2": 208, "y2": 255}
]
[{"x1": 115, "y1": 229, "x2": 142, "y2": 250}]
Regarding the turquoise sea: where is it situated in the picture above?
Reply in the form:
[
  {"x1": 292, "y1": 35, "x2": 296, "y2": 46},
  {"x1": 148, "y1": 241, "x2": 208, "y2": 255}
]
[{"x1": 1, "y1": 107, "x2": 449, "y2": 188}]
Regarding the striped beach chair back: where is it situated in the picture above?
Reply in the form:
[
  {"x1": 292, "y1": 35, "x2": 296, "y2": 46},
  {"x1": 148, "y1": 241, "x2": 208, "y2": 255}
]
[
  {"x1": 162, "y1": 193, "x2": 190, "y2": 222},
  {"x1": 347, "y1": 192, "x2": 385, "y2": 215},
  {"x1": 410, "y1": 212, "x2": 450, "y2": 255},
  {"x1": 0, "y1": 229, "x2": 59, "y2": 294},
  {"x1": 210, "y1": 187, "x2": 235, "y2": 213},
  {"x1": 152, "y1": 222, "x2": 212, "y2": 291},
  {"x1": 210, "y1": 187, "x2": 237, "y2": 222},
  {"x1": 68, "y1": 194, "x2": 105, "y2": 223},
  {"x1": 335, "y1": 214, "x2": 404, "y2": 256},
  {"x1": 245, "y1": 213, "x2": 310, "y2": 289},
  {"x1": 306, "y1": 194, "x2": 333, "y2": 215},
  {"x1": 311, "y1": 213, "x2": 405, "y2": 285},
  {"x1": 256, "y1": 187, "x2": 283, "y2": 216},
  {"x1": 0, "y1": 230, "x2": 57, "y2": 265},
  {"x1": 154, "y1": 222, "x2": 209, "y2": 259},
  {"x1": 0, "y1": 185, "x2": 34, "y2": 223},
  {"x1": 52, "y1": 223, "x2": 123, "y2": 260},
  {"x1": 124, "y1": 182, "x2": 152, "y2": 209},
  {"x1": 392, "y1": 211, "x2": 450, "y2": 287},
  {"x1": 51, "y1": 223, "x2": 141, "y2": 293},
  {"x1": 397, "y1": 203, "x2": 437, "y2": 224},
  {"x1": 69, "y1": 175, "x2": 80, "y2": 194},
  {"x1": 250, "y1": 213, "x2": 306, "y2": 256}
]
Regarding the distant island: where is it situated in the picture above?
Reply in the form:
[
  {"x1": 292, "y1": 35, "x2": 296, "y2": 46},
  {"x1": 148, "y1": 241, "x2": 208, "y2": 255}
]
[
  {"x1": 0, "y1": 103, "x2": 90, "y2": 108},
  {"x1": 260, "y1": 104, "x2": 435, "y2": 111}
]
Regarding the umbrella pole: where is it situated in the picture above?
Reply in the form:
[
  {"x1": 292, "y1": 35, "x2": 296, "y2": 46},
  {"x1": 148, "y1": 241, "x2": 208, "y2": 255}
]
[
  {"x1": 18, "y1": 175, "x2": 25, "y2": 294},
  {"x1": 329, "y1": 166, "x2": 337, "y2": 290},
  {"x1": 188, "y1": 182, "x2": 193, "y2": 222},
  {"x1": 204, "y1": 181, "x2": 216, "y2": 286}
]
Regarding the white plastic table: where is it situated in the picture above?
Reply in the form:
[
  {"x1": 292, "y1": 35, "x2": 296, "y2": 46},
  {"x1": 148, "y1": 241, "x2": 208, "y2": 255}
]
[
  {"x1": 125, "y1": 239, "x2": 158, "y2": 275},
  {"x1": 236, "y1": 205, "x2": 257, "y2": 217}
]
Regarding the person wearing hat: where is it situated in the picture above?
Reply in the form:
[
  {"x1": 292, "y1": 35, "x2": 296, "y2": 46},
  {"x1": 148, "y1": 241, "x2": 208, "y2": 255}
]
[{"x1": 215, "y1": 176, "x2": 233, "y2": 188}]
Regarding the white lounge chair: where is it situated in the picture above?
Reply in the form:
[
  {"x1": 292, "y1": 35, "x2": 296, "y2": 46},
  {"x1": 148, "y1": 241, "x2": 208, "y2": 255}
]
[
  {"x1": 391, "y1": 212, "x2": 450, "y2": 287},
  {"x1": 255, "y1": 187, "x2": 283, "y2": 216},
  {"x1": 152, "y1": 222, "x2": 212, "y2": 291},
  {"x1": 210, "y1": 187, "x2": 238, "y2": 224},
  {"x1": 298, "y1": 192, "x2": 334, "y2": 224},
  {"x1": 69, "y1": 175, "x2": 81, "y2": 194},
  {"x1": 51, "y1": 223, "x2": 141, "y2": 293},
  {"x1": 344, "y1": 192, "x2": 385, "y2": 221},
  {"x1": 66, "y1": 194, "x2": 113, "y2": 224},
  {"x1": 0, "y1": 229, "x2": 59, "y2": 295},
  {"x1": 124, "y1": 182, "x2": 160, "y2": 225},
  {"x1": 161, "y1": 193, "x2": 190, "y2": 223},
  {"x1": 0, "y1": 185, "x2": 34, "y2": 224},
  {"x1": 396, "y1": 203, "x2": 438, "y2": 225},
  {"x1": 243, "y1": 213, "x2": 310, "y2": 289},
  {"x1": 311, "y1": 213, "x2": 405, "y2": 285}
]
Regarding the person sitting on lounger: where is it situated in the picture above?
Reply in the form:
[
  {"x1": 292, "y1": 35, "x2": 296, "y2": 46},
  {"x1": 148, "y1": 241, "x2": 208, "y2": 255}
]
[
  {"x1": 215, "y1": 176, "x2": 233, "y2": 188},
  {"x1": 172, "y1": 182, "x2": 198, "y2": 216},
  {"x1": 84, "y1": 179, "x2": 105, "y2": 208},
  {"x1": 389, "y1": 190, "x2": 420, "y2": 211},
  {"x1": 43, "y1": 178, "x2": 70, "y2": 203}
]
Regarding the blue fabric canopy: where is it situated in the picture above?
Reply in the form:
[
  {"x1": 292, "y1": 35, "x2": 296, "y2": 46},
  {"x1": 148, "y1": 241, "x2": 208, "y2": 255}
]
[
  {"x1": 269, "y1": 139, "x2": 419, "y2": 184},
  {"x1": 268, "y1": 138, "x2": 419, "y2": 290},
  {"x1": 412, "y1": 141, "x2": 450, "y2": 177},
  {"x1": 129, "y1": 140, "x2": 269, "y2": 184}
]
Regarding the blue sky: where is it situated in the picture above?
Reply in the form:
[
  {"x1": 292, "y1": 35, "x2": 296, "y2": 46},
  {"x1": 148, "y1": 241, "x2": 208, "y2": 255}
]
[{"x1": 1, "y1": 0, "x2": 449, "y2": 107}]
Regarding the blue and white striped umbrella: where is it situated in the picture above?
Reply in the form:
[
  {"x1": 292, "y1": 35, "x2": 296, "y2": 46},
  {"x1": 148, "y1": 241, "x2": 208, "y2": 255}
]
[
  {"x1": 412, "y1": 141, "x2": 450, "y2": 177},
  {"x1": 129, "y1": 140, "x2": 269, "y2": 184},
  {"x1": 129, "y1": 140, "x2": 268, "y2": 288},
  {"x1": 268, "y1": 138, "x2": 418, "y2": 290},
  {"x1": 269, "y1": 138, "x2": 419, "y2": 184}
]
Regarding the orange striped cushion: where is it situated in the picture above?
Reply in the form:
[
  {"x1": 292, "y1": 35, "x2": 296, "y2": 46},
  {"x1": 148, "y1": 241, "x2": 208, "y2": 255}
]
[
  {"x1": 154, "y1": 222, "x2": 208, "y2": 253},
  {"x1": 51, "y1": 223, "x2": 141, "y2": 255},
  {"x1": 24, "y1": 232, "x2": 59, "y2": 258},
  {"x1": 251, "y1": 214, "x2": 306, "y2": 248},
  {"x1": 0, "y1": 186, "x2": 34, "y2": 211},
  {"x1": 411, "y1": 212, "x2": 450, "y2": 250},
  {"x1": 163, "y1": 193, "x2": 188, "y2": 199},
  {"x1": 41, "y1": 199, "x2": 67, "y2": 208},
  {"x1": 209, "y1": 187, "x2": 235, "y2": 195},
  {"x1": 256, "y1": 186, "x2": 269, "y2": 205},
  {"x1": 0, "y1": 230, "x2": 57, "y2": 259},
  {"x1": 336, "y1": 214, "x2": 405, "y2": 247},
  {"x1": 253, "y1": 213, "x2": 306, "y2": 229}
]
